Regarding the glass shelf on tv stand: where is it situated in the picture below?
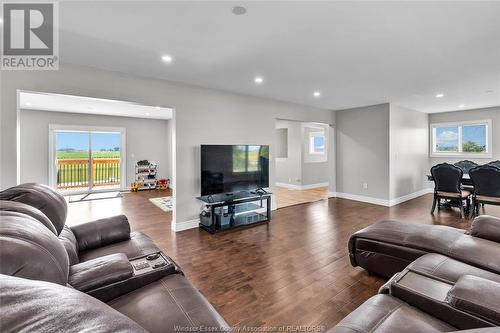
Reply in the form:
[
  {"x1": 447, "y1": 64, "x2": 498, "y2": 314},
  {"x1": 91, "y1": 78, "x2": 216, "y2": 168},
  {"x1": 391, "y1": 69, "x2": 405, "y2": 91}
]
[{"x1": 196, "y1": 190, "x2": 272, "y2": 233}]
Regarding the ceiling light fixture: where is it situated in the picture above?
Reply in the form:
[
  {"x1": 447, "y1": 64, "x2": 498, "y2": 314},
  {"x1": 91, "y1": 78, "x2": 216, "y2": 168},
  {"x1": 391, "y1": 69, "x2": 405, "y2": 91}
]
[
  {"x1": 146, "y1": 112, "x2": 151, "y2": 116},
  {"x1": 435, "y1": 93, "x2": 444, "y2": 98},
  {"x1": 155, "y1": 106, "x2": 161, "y2": 110},
  {"x1": 313, "y1": 91, "x2": 321, "y2": 98},
  {"x1": 232, "y1": 6, "x2": 247, "y2": 15},
  {"x1": 254, "y1": 76, "x2": 263, "y2": 84},
  {"x1": 161, "y1": 55, "x2": 173, "y2": 63},
  {"x1": 25, "y1": 102, "x2": 31, "y2": 106},
  {"x1": 458, "y1": 104, "x2": 465, "y2": 108}
]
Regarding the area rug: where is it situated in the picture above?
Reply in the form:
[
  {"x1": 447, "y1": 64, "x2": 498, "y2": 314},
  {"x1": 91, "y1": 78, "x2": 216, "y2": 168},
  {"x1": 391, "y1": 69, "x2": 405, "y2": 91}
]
[{"x1": 149, "y1": 196, "x2": 173, "y2": 212}]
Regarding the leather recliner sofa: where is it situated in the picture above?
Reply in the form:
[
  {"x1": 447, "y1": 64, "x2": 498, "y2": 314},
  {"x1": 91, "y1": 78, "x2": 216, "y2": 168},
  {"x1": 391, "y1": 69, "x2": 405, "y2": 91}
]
[
  {"x1": 328, "y1": 215, "x2": 500, "y2": 332},
  {"x1": 0, "y1": 183, "x2": 230, "y2": 332}
]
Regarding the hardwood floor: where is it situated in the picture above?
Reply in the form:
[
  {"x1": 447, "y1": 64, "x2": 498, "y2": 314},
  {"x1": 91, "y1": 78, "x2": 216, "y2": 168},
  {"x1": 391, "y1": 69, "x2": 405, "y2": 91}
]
[
  {"x1": 66, "y1": 190, "x2": 500, "y2": 330},
  {"x1": 275, "y1": 186, "x2": 329, "y2": 209}
]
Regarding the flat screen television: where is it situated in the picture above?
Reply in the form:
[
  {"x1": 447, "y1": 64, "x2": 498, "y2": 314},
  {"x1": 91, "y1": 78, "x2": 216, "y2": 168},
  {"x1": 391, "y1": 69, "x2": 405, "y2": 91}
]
[{"x1": 201, "y1": 145, "x2": 269, "y2": 196}]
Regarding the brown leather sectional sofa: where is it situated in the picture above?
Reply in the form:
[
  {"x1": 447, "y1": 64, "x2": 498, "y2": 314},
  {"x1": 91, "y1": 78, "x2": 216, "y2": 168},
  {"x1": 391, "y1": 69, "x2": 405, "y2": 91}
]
[
  {"x1": 329, "y1": 216, "x2": 500, "y2": 332},
  {"x1": 2, "y1": 183, "x2": 500, "y2": 332},
  {"x1": 0, "y1": 183, "x2": 230, "y2": 332}
]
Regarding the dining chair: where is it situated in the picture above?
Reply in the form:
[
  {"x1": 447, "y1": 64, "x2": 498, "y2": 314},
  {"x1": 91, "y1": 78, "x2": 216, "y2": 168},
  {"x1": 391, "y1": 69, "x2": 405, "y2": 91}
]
[
  {"x1": 430, "y1": 163, "x2": 471, "y2": 218},
  {"x1": 487, "y1": 160, "x2": 500, "y2": 169},
  {"x1": 454, "y1": 160, "x2": 478, "y2": 173},
  {"x1": 469, "y1": 165, "x2": 500, "y2": 217}
]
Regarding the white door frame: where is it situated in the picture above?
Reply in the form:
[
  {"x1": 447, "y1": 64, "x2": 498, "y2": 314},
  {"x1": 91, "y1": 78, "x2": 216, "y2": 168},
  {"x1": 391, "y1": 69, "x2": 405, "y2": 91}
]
[{"x1": 48, "y1": 124, "x2": 127, "y2": 194}]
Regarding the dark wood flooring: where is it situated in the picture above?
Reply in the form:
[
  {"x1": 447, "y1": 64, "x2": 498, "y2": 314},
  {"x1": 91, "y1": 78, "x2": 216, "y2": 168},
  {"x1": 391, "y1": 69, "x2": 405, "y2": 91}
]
[{"x1": 66, "y1": 191, "x2": 500, "y2": 329}]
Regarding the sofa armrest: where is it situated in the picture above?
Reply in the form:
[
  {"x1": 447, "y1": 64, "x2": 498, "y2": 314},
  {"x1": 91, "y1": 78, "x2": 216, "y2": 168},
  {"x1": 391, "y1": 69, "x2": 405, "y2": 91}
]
[
  {"x1": 470, "y1": 215, "x2": 500, "y2": 243},
  {"x1": 71, "y1": 215, "x2": 131, "y2": 252},
  {"x1": 69, "y1": 253, "x2": 133, "y2": 291},
  {"x1": 446, "y1": 275, "x2": 500, "y2": 325}
]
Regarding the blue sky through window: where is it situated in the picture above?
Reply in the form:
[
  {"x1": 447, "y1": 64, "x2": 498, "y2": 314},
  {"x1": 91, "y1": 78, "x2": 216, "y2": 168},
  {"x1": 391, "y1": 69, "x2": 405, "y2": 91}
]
[
  {"x1": 462, "y1": 125, "x2": 486, "y2": 146},
  {"x1": 435, "y1": 127, "x2": 458, "y2": 151},
  {"x1": 56, "y1": 132, "x2": 120, "y2": 151},
  {"x1": 313, "y1": 136, "x2": 325, "y2": 152}
]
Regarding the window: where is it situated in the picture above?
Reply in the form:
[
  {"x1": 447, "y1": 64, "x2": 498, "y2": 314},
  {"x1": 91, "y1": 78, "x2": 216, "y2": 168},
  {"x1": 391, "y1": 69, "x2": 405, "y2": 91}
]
[
  {"x1": 430, "y1": 120, "x2": 492, "y2": 157},
  {"x1": 309, "y1": 132, "x2": 325, "y2": 154}
]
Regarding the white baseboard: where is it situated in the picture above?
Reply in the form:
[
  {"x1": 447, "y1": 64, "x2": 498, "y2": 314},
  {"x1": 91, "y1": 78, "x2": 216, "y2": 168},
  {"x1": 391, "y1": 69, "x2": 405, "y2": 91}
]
[
  {"x1": 389, "y1": 188, "x2": 433, "y2": 206},
  {"x1": 330, "y1": 188, "x2": 432, "y2": 207},
  {"x1": 172, "y1": 218, "x2": 199, "y2": 232},
  {"x1": 332, "y1": 192, "x2": 391, "y2": 206},
  {"x1": 276, "y1": 182, "x2": 329, "y2": 190}
]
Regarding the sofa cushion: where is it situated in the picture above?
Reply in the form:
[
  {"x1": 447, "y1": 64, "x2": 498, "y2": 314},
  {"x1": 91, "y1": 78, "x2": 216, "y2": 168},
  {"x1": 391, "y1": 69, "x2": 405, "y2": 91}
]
[
  {"x1": 470, "y1": 215, "x2": 500, "y2": 243},
  {"x1": 0, "y1": 183, "x2": 67, "y2": 235},
  {"x1": 59, "y1": 225, "x2": 80, "y2": 265},
  {"x1": 79, "y1": 231, "x2": 160, "y2": 262},
  {"x1": 108, "y1": 274, "x2": 231, "y2": 333},
  {"x1": 0, "y1": 211, "x2": 69, "y2": 285},
  {"x1": 0, "y1": 200, "x2": 57, "y2": 235},
  {"x1": 328, "y1": 294, "x2": 455, "y2": 333},
  {"x1": 407, "y1": 254, "x2": 500, "y2": 284},
  {"x1": 0, "y1": 274, "x2": 147, "y2": 333},
  {"x1": 349, "y1": 220, "x2": 500, "y2": 277}
]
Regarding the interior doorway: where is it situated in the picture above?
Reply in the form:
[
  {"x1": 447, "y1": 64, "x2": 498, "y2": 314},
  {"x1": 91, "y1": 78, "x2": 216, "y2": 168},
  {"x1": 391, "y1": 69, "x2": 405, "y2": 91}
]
[{"x1": 275, "y1": 119, "x2": 333, "y2": 209}]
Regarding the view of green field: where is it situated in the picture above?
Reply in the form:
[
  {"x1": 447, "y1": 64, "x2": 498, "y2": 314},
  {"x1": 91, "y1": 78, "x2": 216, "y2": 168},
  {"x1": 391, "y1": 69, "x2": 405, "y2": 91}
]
[{"x1": 57, "y1": 150, "x2": 120, "y2": 159}]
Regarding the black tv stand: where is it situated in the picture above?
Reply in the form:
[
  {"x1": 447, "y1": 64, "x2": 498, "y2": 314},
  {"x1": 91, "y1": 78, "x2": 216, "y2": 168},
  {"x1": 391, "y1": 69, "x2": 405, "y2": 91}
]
[{"x1": 196, "y1": 191, "x2": 272, "y2": 234}]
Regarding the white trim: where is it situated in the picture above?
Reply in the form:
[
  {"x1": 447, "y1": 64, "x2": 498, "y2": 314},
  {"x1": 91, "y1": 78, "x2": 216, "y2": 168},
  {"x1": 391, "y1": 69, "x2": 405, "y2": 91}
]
[
  {"x1": 276, "y1": 182, "x2": 329, "y2": 190},
  {"x1": 333, "y1": 192, "x2": 391, "y2": 206},
  {"x1": 331, "y1": 188, "x2": 433, "y2": 207},
  {"x1": 429, "y1": 119, "x2": 492, "y2": 158},
  {"x1": 389, "y1": 188, "x2": 433, "y2": 206},
  {"x1": 172, "y1": 218, "x2": 199, "y2": 232}
]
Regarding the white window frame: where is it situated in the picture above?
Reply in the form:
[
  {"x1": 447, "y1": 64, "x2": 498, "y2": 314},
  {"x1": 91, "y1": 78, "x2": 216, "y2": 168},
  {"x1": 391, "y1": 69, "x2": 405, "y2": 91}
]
[
  {"x1": 48, "y1": 124, "x2": 127, "y2": 193},
  {"x1": 309, "y1": 131, "x2": 326, "y2": 155},
  {"x1": 430, "y1": 119, "x2": 492, "y2": 158}
]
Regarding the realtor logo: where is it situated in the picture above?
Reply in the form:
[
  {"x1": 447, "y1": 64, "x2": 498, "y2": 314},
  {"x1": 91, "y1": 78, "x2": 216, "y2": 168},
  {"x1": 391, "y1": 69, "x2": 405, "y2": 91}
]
[{"x1": 1, "y1": 2, "x2": 59, "y2": 70}]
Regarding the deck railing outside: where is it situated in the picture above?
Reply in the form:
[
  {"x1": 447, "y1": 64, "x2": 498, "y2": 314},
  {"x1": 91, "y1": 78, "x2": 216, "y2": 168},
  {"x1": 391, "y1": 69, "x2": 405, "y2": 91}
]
[{"x1": 57, "y1": 158, "x2": 120, "y2": 189}]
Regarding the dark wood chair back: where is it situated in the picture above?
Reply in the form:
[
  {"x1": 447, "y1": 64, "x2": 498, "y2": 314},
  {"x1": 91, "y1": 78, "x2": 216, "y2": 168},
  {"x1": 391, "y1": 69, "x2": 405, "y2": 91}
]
[
  {"x1": 469, "y1": 165, "x2": 500, "y2": 197},
  {"x1": 487, "y1": 160, "x2": 500, "y2": 170},
  {"x1": 454, "y1": 160, "x2": 478, "y2": 173},
  {"x1": 430, "y1": 163, "x2": 463, "y2": 193}
]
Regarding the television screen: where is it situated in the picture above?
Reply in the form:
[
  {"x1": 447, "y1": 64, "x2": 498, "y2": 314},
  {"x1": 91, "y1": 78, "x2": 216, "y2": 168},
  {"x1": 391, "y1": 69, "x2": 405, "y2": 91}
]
[{"x1": 201, "y1": 145, "x2": 269, "y2": 196}]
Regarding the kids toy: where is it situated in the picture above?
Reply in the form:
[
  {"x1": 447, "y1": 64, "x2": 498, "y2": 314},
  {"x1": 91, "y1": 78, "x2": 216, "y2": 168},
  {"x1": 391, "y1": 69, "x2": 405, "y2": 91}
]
[
  {"x1": 130, "y1": 182, "x2": 140, "y2": 192},
  {"x1": 158, "y1": 178, "x2": 170, "y2": 190}
]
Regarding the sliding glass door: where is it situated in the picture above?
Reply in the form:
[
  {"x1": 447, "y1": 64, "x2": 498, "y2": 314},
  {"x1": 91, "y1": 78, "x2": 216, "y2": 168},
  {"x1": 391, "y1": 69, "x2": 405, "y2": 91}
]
[{"x1": 49, "y1": 125, "x2": 126, "y2": 194}]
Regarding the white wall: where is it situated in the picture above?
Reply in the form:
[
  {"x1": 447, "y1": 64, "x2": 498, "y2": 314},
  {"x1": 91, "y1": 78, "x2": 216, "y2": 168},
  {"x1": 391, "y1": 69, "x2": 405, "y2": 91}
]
[
  {"x1": 19, "y1": 109, "x2": 170, "y2": 187},
  {"x1": 275, "y1": 120, "x2": 302, "y2": 185},
  {"x1": 0, "y1": 64, "x2": 335, "y2": 231},
  {"x1": 389, "y1": 104, "x2": 429, "y2": 200},
  {"x1": 275, "y1": 120, "x2": 330, "y2": 187},
  {"x1": 335, "y1": 104, "x2": 391, "y2": 201},
  {"x1": 429, "y1": 106, "x2": 500, "y2": 166}
]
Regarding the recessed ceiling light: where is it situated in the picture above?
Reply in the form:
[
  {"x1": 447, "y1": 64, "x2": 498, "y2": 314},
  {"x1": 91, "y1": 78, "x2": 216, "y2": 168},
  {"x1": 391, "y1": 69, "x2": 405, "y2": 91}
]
[
  {"x1": 232, "y1": 6, "x2": 247, "y2": 15},
  {"x1": 458, "y1": 104, "x2": 465, "y2": 108},
  {"x1": 155, "y1": 106, "x2": 161, "y2": 110},
  {"x1": 254, "y1": 76, "x2": 263, "y2": 84},
  {"x1": 161, "y1": 55, "x2": 173, "y2": 63},
  {"x1": 25, "y1": 102, "x2": 31, "y2": 106},
  {"x1": 435, "y1": 93, "x2": 444, "y2": 98},
  {"x1": 146, "y1": 112, "x2": 151, "y2": 116},
  {"x1": 313, "y1": 91, "x2": 321, "y2": 98}
]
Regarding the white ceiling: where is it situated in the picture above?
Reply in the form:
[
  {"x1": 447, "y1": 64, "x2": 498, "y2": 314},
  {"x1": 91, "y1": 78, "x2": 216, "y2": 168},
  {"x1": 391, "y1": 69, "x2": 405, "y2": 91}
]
[
  {"x1": 57, "y1": 1, "x2": 500, "y2": 113},
  {"x1": 20, "y1": 91, "x2": 173, "y2": 120}
]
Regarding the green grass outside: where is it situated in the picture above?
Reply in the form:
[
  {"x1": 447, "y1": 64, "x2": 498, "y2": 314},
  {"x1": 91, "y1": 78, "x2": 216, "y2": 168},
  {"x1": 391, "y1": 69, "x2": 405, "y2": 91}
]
[
  {"x1": 57, "y1": 150, "x2": 120, "y2": 159},
  {"x1": 57, "y1": 150, "x2": 121, "y2": 185}
]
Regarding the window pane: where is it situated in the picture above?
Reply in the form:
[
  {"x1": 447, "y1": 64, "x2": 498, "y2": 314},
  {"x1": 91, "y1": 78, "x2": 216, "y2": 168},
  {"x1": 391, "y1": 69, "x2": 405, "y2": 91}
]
[
  {"x1": 56, "y1": 132, "x2": 89, "y2": 159},
  {"x1": 462, "y1": 125, "x2": 486, "y2": 153},
  {"x1": 91, "y1": 132, "x2": 121, "y2": 159},
  {"x1": 313, "y1": 135, "x2": 325, "y2": 153},
  {"x1": 435, "y1": 127, "x2": 458, "y2": 152}
]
